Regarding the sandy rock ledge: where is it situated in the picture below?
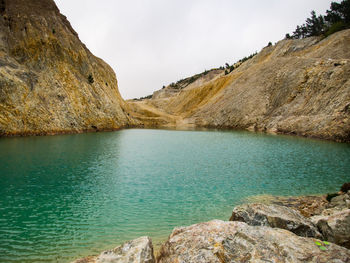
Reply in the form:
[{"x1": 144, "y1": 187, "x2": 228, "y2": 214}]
[{"x1": 230, "y1": 203, "x2": 322, "y2": 238}]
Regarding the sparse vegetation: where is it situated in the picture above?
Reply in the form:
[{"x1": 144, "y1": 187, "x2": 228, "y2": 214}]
[
  {"x1": 133, "y1": 94, "x2": 153, "y2": 101},
  {"x1": 166, "y1": 68, "x2": 222, "y2": 91},
  {"x1": 220, "y1": 51, "x2": 258, "y2": 76},
  {"x1": 238, "y1": 52, "x2": 258, "y2": 64},
  {"x1": 325, "y1": 21, "x2": 347, "y2": 37},
  {"x1": 165, "y1": 50, "x2": 259, "y2": 89},
  {"x1": 289, "y1": 0, "x2": 350, "y2": 39}
]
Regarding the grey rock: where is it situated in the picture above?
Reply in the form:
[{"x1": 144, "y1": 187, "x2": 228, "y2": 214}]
[
  {"x1": 72, "y1": 236, "x2": 155, "y2": 263},
  {"x1": 312, "y1": 208, "x2": 350, "y2": 249},
  {"x1": 346, "y1": 199, "x2": 350, "y2": 209},
  {"x1": 329, "y1": 193, "x2": 350, "y2": 209},
  {"x1": 157, "y1": 220, "x2": 350, "y2": 263},
  {"x1": 230, "y1": 203, "x2": 321, "y2": 238}
]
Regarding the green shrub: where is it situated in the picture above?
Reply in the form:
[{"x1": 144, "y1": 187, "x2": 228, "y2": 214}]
[
  {"x1": 288, "y1": 0, "x2": 350, "y2": 39},
  {"x1": 325, "y1": 21, "x2": 346, "y2": 37}
]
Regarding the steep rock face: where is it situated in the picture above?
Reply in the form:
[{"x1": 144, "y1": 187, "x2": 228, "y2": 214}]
[
  {"x1": 157, "y1": 220, "x2": 350, "y2": 263},
  {"x1": 230, "y1": 203, "x2": 321, "y2": 238},
  {"x1": 133, "y1": 30, "x2": 350, "y2": 142},
  {"x1": 191, "y1": 31, "x2": 350, "y2": 142},
  {"x1": 0, "y1": 0, "x2": 134, "y2": 136}
]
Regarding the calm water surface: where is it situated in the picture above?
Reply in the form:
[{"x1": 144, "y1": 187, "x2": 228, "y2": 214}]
[{"x1": 0, "y1": 129, "x2": 350, "y2": 262}]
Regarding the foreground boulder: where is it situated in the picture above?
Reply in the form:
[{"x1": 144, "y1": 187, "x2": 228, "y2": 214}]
[
  {"x1": 230, "y1": 203, "x2": 321, "y2": 238},
  {"x1": 73, "y1": 236, "x2": 155, "y2": 263},
  {"x1": 157, "y1": 220, "x2": 350, "y2": 263},
  {"x1": 312, "y1": 208, "x2": 350, "y2": 249}
]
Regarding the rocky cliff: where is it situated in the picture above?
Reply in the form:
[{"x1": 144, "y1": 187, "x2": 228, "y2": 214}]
[
  {"x1": 129, "y1": 30, "x2": 350, "y2": 142},
  {"x1": 0, "y1": 0, "x2": 134, "y2": 136},
  {"x1": 1, "y1": 0, "x2": 349, "y2": 141}
]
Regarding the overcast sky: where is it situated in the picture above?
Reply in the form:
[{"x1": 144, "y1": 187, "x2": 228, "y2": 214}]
[{"x1": 55, "y1": 0, "x2": 333, "y2": 99}]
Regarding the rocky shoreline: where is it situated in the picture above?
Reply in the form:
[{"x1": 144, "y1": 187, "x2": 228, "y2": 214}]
[
  {"x1": 1, "y1": 1, "x2": 350, "y2": 143},
  {"x1": 73, "y1": 183, "x2": 350, "y2": 263}
]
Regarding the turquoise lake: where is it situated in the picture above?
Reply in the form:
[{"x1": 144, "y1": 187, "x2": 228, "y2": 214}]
[{"x1": 1, "y1": 129, "x2": 350, "y2": 262}]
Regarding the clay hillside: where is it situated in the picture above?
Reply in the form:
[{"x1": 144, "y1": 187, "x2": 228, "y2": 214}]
[
  {"x1": 0, "y1": 0, "x2": 136, "y2": 136},
  {"x1": 0, "y1": 0, "x2": 349, "y2": 142},
  {"x1": 129, "y1": 29, "x2": 350, "y2": 142}
]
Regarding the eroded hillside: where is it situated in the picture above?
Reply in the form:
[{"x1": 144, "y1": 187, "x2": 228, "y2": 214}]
[
  {"x1": 0, "y1": 0, "x2": 135, "y2": 136},
  {"x1": 1, "y1": 0, "x2": 348, "y2": 141},
  {"x1": 129, "y1": 30, "x2": 350, "y2": 142}
]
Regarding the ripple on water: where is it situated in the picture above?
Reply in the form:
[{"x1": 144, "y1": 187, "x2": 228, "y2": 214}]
[{"x1": 0, "y1": 129, "x2": 350, "y2": 262}]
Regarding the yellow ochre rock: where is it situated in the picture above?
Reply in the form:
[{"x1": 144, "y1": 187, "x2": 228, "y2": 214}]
[
  {"x1": 0, "y1": 0, "x2": 136, "y2": 136},
  {"x1": 1, "y1": 0, "x2": 349, "y2": 142},
  {"x1": 129, "y1": 30, "x2": 350, "y2": 142}
]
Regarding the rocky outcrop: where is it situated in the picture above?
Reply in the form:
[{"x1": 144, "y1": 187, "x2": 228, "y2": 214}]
[
  {"x1": 157, "y1": 220, "x2": 350, "y2": 263},
  {"x1": 1, "y1": 0, "x2": 349, "y2": 141},
  {"x1": 72, "y1": 189, "x2": 350, "y2": 263},
  {"x1": 190, "y1": 32, "x2": 350, "y2": 142},
  {"x1": 72, "y1": 236, "x2": 155, "y2": 263},
  {"x1": 328, "y1": 190, "x2": 350, "y2": 209},
  {"x1": 0, "y1": 0, "x2": 135, "y2": 136},
  {"x1": 236, "y1": 188, "x2": 350, "y2": 250},
  {"x1": 311, "y1": 199, "x2": 350, "y2": 249},
  {"x1": 130, "y1": 29, "x2": 350, "y2": 142},
  {"x1": 312, "y1": 209, "x2": 350, "y2": 249},
  {"x1": 230, "y1": 203, "x2": 321, "y2": 238},
  {"x1": 244, "y1": 194, "x2": 329, "y2": 217}
]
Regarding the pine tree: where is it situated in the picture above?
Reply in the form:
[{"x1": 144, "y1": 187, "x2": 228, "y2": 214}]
[
  {"x1": 305, "y1": 11, "x2": 325, "y2": 37},
  {"x1": 326, "y1": 0, "x2": 350, "y2": 24},
  {"x1": 288, "y1": 0, "x2": 349, "y2": 39}
]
